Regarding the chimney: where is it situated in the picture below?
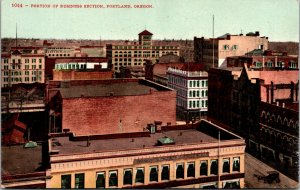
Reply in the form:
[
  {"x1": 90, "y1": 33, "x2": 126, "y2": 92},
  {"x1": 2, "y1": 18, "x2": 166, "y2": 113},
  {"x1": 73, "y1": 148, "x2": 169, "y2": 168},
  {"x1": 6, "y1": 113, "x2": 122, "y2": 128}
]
[
  {"x1": 154, "y1": 121, "x2": 162, "y2": 131},
  {"x1": 255, "y1": 31, "x2": 260, "y2": 36}
]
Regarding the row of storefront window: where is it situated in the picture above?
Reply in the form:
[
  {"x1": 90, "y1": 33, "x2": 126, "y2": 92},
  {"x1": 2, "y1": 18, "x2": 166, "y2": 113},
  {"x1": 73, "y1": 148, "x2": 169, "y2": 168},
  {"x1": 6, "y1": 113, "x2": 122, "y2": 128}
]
[{"x1": 61, "y1": 158, "x2": 240, "y2": 188}]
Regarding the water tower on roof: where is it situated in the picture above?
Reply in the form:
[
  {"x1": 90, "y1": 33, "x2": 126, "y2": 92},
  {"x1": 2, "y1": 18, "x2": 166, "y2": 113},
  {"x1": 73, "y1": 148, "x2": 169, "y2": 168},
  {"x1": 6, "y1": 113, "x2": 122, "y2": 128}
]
[{"x1": 138, "y1": 30, "x2": 153, "y2": 47}]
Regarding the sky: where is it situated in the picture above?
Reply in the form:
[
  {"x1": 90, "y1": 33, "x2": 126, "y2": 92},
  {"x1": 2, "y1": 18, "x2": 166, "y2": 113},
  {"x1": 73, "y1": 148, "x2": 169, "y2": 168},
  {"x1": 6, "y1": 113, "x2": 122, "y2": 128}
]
[{"x1": 1, "y1": 0, "x2": 299, "y2": 42}]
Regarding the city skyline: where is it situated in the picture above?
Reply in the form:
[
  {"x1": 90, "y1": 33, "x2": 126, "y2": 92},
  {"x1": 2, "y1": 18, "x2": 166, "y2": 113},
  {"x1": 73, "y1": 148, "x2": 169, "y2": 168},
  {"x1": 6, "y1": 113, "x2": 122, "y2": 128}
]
[{"x1": 1, "y1": 0, "x2": 299, "y2": 42}]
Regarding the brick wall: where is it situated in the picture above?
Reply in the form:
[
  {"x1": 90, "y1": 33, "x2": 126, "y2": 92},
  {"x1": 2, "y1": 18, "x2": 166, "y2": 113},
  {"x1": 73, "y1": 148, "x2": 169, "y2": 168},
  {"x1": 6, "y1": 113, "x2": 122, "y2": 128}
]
[
  {"x1": 62, "y1": 90, "x2": 176, "y2": 136},
  {"x1": 52, "y1": 70, "x2": 113, "y2": 81}
]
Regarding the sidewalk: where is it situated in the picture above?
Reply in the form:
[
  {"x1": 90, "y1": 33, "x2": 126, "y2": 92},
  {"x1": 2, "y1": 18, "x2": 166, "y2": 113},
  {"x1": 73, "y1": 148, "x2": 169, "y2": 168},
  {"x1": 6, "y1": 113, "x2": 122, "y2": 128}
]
[{"x1": 245, "y1": 153, "x2": 298, "y2": 188}]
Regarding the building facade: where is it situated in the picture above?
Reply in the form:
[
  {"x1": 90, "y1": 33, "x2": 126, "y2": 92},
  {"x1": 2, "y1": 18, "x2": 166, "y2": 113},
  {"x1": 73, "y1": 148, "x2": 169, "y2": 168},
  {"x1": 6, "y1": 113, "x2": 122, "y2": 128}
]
[
  {"x1": 194, "y1": 32, "x2": 269, "y2": 69},
  {"x1": 227, "y1": 50, "x2": 298, "y2": 69},
  {"x1": 46, "y1": 120, "x2": 246, "y2": 188},
  {"x1": 167, "y1": 64, "x2": 208, "y2": 121},
  {"x1": 1, "y1": 47, "x2": 45, "y2": 88},
  {"x1": 44, "y1": 47, "x2": 75, "y2": 58},
  {"x1": 106, "y1": 30, "x2": 180, "y2": 72},
  {"x1": 48, "y1": 79, "x2": 176, "y2": 135},
  {"x1": 208, "y1": 65, "x2": 299, "y2": 180}
]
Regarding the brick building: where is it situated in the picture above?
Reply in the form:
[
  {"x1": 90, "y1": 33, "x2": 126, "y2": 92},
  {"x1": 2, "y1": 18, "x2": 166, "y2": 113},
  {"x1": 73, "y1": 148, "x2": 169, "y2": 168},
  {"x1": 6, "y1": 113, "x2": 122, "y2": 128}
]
[
  {"x1": 194, "y1": 32, "x2": 269, "y2": 70},
  {"x1": 208, "y1": 65, "x2": 299, "y2": 180},
  {"x1": 1, "y1": 47, "x2": 45, "y2": 88},
  {"x1": 45, "y1": 57, "x2": 108, "y2": 80},
  {"x1": 46, "y1": 119, "x2": 246, "y2": 188},
  {"x1": 227, "y1": 50, "x2": 298, "y2": 69},
  {"x1": 167, "y1": 63, "x2": 208, "y2": 121},
  {"x1": 145, "y1": 62, "x2": 184, "y2": 86},
  {"x1": 106, "y1": 30, "x2": 180, "y2": 72},
  {"x1": 48, "y1": 79, "x2": 176, "y2": 136},
  {"x1": 52, "y1": 61, "x2": 112, "y2": 81}
]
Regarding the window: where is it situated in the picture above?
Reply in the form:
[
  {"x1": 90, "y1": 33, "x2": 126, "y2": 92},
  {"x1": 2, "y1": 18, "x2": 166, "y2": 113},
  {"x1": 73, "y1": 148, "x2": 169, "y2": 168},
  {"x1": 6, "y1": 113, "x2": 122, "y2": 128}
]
[
  {"x1": 176, "y1": 163, "x2": 184, "y2": 179},
  {"x1": 202, "y1": 91, "x2": 204, "y2": 97},
  {"x1": 189, "y1": 81, "x2": 192, "y2": 87},
  {"x1": 39, "y1": 65, "x2": 42, "y2": 69},
  {"x1": 149, "y1": 166, "x2": 158, "y2": 182},
  {"x1": 32, "y1": 65, "x2": 36, "y2": 69},
  {"x1": 189, "y1": 101, "x2": 192, "y2": 108},
  {"x1": 202, "y1": 80, "x2": 205, "y2": 87},
  {"x1": 25, "y1": 59, "x2": 29, "y2": 63},
  {"x1": 135, "y1": 168, "x2": 144, "y2": 184},
  {"x1": 61, "y1": 174, "x2": 71, "y2": 189},
  {"x1": 189, "y1": 91, "x2": 192, "y2": 97},
  {"x1": 25, "y1": 71, "x2": 29, "y2": 75},
  {"x1": 193, "y1": 91, "x2": 196, "y2": 97},
  {"x1": 32, "y1": 59, "x2": 36, "y2": 63},
  {"x1": 25, "y1": 77, "x2": 29, "y2": 82},
  {"x1": 206, "y1": 80, "x2": 208, "y2": 86},
  {"x1": 4, "y1": 65, "x2": 8, "y2": 70},
  {"x1": 232, "y1": 45, "x2": 238, "y2": 50},
  {"x1": 224, "y1": 45, "x2": 229, "y2": 50},
  {"x1": 161, "y1": 165, "x2": 170, "y2": 181},
  {"x1": 4, "y1": 59, "x2": 9, "y2": 63},
  {"x1": 210, "y1": 160, "x2": 218, "y2": 175},
  {"x1": 109, "y1": 171, "x2": 118, "y2": 187},
  {"x1": 193, "y1": 81, "x2": 196, "y2": 87},
  {"x1": 233, "y1": 157, "x2": 240, "y2": 172},
  {"x1": 266, "y1": 62, "x2": 273, "y2": 67},
  {"x1": 96, "y1": 172, "x2": 105, "y2": 188},
  {"x1": 255, "y1": 62, "x2": 262, "y2": 68},
  {"x1": 197, "y1": 91, "x2": 200, "y2": 97},
  {"x1": 205, "y1": 90, "x2": 208, "y2": 97},
  {"x1": 200, "y1": 161, "x2": 208, "y2": 176},
  {"x1": 223, "y1": 180, "x2": 240, "y2": 188},
  {"x1": 197, "y1": 81, "x2": 200, "y2": 87},
  {"x1": 25, "y1": 65, "x2": 29, "y2": 69},
  {"x1": 223, "y1": 158, "x2": 230, "y2": 173},
  {"x1": 75, "y1": 173, "x2": 84, "y2": 188},
  {"x1": 187, "y1": 162, "x2": 195, "y2": 177},
  {"x1": 123, "y1": 169, "x2": 132, "y2": 185}
]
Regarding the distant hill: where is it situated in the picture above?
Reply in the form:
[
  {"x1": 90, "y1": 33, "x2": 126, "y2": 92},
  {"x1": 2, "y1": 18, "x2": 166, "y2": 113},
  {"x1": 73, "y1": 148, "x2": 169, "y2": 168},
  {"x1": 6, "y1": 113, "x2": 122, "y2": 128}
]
[{"x1": 269, "y1": 42, "x2": 299, "y2": 55}]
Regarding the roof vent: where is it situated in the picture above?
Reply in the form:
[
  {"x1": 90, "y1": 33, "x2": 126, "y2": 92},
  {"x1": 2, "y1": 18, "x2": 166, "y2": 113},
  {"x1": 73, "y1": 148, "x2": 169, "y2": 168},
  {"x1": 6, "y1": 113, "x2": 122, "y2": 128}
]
[
  {"x1": 157, "y1": 136, "x2": 175, "y2": 146},
  {"x1": 24, "y1": 141, "x2": 37, "y2": 148}
]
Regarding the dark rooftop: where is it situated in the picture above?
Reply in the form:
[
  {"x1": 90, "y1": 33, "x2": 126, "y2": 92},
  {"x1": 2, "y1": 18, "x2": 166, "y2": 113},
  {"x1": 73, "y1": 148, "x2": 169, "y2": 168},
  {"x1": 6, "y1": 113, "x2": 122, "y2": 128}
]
[
  {"x1": 2, "y1": 145, "x2": 44, "y2": 175},
  {"x1": 50, "y1": 120, "x2": 243, "y2": 155},
  {"x1": 51, "y1": 129, "x2": 217, "y2": 155},
  {"x1": 138, "y1": 30, "x2": 153, "y2": 36},
  {"x1": 56, "y1": 80, "x2": 168, "y2": 98}
]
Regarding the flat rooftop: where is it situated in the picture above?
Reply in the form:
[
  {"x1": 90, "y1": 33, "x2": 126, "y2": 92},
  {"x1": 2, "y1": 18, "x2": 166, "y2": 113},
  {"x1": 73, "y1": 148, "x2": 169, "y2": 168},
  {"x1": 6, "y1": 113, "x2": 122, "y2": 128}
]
[
  {"x1": 2, "y1": 145, "x2": 44, "y2": 175},
  {"x1": 51, "y1": 129, "x2": 217, "y2": 155},
  {"x1": 55, "y1": 79, "x2": 173, "y2": 98}
]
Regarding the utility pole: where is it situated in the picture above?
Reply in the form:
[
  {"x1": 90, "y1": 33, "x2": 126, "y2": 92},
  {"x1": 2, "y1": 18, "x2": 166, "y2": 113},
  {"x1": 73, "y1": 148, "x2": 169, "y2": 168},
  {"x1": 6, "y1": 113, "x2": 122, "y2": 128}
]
[
  {"x1": 212, "y1": 15, "x2": 215, "y2": 68},
  {"x1": 218, "y1": 130, "x2": 221, "y2": 188}
]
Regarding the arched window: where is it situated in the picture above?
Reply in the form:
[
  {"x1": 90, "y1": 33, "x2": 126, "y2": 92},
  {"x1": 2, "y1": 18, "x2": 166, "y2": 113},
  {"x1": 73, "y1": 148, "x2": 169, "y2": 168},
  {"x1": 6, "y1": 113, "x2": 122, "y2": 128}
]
[
  {"x1": 210, "y1": 160, "x2": 218, "y2": 175},
  {"x1": 200, "y1": 161, "x2": 208, "y2": 176}
]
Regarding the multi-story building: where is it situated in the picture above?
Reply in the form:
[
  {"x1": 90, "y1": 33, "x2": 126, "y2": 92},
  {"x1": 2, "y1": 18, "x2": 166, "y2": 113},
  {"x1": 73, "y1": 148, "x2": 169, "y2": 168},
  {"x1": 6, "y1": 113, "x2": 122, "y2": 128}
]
[
  {"x1": 46, "y1": 119, "x2": 246, "y2": 188},
  {"x1": 48, "y1": 78, "x2": 176, "y2": 135},
  {"x1": 208, "y1": 64, "x2": 299, "y2": 180},
  {"x1": 194, "y1": 31, "x2": 269, "y2": 69},
  {"x1": 79, "y1": 45, "x2": 106, "y2": 57},
  {"x1": 52, "y1": 62, "x2": 112, "y2": 81},
  {"x1": 44, "y1": 47, "x2": 75, "y2": 58},
  {"x1": 254, "y1": 101, "x2": 298, "y2": 180},
  {"x1": 227, "y1": 50, "x2": 298, "y2": 69},
  {"x1": 45, "y1": 57, "x2": 108, "y2": 80},
  {"x1": 106, "y1": 30, "x2": 180, "y2": 72},
  {"x1": 167, "y1": 64, "x2": 208, "y2": 121},
  {"x1": 1, "y1": 47, "x2": 45, "y2": 88}
]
